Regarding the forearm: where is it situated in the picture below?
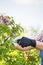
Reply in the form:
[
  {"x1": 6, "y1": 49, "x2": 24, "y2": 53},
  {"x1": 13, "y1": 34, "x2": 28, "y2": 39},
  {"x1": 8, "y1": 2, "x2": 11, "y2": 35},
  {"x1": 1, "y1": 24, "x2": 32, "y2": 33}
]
[{"x1": 36, "y1": 41, "x2": 43, "y2": 51}]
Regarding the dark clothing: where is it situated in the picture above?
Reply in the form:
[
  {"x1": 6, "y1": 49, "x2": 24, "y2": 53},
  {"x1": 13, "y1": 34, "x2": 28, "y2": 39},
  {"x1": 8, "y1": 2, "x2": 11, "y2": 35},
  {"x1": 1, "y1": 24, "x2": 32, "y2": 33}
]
[{"x1": 40, "y1": 40, "x2": 43, "y2": 65}]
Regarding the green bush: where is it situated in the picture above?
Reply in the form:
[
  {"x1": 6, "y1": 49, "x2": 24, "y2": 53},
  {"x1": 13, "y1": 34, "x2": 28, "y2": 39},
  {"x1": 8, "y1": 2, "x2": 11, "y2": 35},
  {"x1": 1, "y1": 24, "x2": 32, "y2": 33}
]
[{"x1": 0, "y1": 15, "x2": 41, "y2": 65}]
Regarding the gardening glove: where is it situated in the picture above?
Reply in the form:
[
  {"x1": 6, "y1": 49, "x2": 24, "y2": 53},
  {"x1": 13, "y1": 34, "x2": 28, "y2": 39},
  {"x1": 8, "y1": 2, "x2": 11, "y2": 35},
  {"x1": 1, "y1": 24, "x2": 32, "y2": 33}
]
[{"x1": 17, "y1": 37, "x2": 36, "y2": 47}]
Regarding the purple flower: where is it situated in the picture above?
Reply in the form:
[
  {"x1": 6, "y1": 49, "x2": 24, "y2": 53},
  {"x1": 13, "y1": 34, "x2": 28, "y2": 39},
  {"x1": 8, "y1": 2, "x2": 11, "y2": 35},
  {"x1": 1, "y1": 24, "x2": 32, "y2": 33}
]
[{"x1": 0, "y1": 15, "x2": 10, "y2": 25}]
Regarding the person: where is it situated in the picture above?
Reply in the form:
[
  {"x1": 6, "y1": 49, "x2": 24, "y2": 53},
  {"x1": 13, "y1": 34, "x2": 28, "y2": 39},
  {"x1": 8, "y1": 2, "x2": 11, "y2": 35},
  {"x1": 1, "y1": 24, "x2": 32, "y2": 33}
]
[
  {"x1": 40, "y1": 40, "x2": 43, "y2": 65},
  {"x1": 36, "y1": 30, "x2": 43, "y2": 65},
  {"x1": 14, "y1": 36, "x2": 43, "y2": 51}
]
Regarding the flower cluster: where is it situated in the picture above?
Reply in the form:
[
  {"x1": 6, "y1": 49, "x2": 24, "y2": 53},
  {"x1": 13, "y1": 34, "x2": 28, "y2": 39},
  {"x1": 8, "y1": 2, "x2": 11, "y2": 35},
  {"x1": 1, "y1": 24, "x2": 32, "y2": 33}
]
[{"x1": 0, "y1": 15, "x2": 10, "y2": 25}]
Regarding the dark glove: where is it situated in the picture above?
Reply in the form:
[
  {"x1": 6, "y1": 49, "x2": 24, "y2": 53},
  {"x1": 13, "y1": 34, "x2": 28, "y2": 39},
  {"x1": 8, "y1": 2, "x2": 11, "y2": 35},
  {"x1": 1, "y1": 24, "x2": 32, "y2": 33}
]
[{"x1": 17, "y1": 37, "x2": 36, "y2": 47}]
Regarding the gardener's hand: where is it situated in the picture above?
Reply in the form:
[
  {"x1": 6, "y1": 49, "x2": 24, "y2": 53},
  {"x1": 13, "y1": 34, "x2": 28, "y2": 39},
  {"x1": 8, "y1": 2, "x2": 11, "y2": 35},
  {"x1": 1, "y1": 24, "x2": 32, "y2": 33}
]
[
  {"x1": 13, "y1": 43, "x2": 33, "y2": 51},
  {"x1": 17, "y1": 37, "x2": 36, "y2": 47}
]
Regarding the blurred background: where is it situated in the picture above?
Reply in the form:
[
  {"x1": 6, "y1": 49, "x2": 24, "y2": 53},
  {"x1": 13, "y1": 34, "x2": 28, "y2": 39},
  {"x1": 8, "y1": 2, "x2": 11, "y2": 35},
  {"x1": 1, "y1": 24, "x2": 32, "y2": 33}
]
[
  {"x1": 0, "y1": 0, "x2": 43, "y2": 31},
  {"x1": 0, "y1": 0, "x2": 43, "y2": 65}
]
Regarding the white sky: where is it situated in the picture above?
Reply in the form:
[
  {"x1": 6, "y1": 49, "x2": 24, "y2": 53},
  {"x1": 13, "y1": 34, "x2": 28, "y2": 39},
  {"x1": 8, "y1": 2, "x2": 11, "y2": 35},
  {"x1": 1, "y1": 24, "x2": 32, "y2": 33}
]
[
  {"x1": 12, "y1": 0, "x2": 43, "y2": 4},
  {"x1": 0, "y1": 0, "x2": 43, "y2": 30}
]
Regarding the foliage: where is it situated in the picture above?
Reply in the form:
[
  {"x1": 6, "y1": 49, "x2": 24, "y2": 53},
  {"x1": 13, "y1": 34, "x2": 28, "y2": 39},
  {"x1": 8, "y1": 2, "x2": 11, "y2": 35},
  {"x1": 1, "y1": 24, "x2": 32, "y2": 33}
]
[{"x1": 0, "y1": 15, "x2": 41, "y2": 65}]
